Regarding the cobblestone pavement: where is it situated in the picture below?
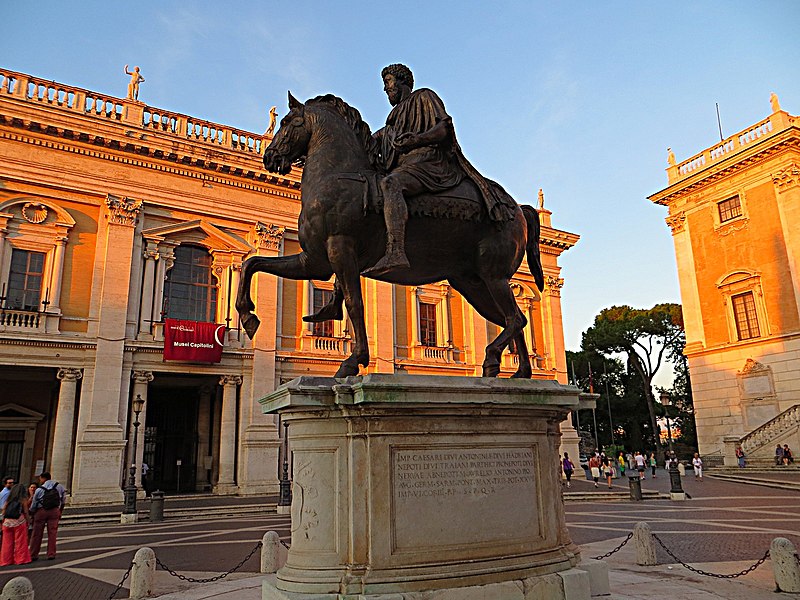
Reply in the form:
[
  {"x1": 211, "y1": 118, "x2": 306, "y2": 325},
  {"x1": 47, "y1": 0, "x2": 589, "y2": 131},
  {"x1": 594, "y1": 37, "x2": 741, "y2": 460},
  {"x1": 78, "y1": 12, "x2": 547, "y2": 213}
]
[{"x1": 1, "y1": 471, "x2": 798, "y2": 598}]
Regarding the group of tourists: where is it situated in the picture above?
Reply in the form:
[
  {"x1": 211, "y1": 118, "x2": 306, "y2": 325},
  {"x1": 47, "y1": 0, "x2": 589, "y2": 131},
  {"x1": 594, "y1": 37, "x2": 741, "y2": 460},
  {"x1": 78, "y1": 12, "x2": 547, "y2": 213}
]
[
  {"x1": 560, "y1": 448, "x2": 707, "y2": 487},
  {"x1": 0, "y1": 471, "x2": 65, "y2": 566}
]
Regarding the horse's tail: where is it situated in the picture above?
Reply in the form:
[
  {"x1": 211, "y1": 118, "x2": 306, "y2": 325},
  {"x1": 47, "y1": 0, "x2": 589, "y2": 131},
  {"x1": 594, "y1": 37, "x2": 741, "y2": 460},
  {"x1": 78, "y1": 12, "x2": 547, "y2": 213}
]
[{"x1": 521, "y1": 205, "x2": 544, "y2": 291}]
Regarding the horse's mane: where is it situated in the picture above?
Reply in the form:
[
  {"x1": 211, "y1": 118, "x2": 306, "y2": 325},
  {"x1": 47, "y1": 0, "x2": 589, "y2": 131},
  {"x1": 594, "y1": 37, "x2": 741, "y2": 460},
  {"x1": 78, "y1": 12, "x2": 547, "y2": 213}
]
[{"x1": 308, "y1": 94, "x2": 380, "y2": 167}]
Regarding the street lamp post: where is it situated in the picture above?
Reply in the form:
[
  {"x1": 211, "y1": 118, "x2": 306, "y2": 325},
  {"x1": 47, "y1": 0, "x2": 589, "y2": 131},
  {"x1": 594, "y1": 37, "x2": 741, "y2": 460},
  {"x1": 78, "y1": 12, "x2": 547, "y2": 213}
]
[
  {"x1": 660, "y1": 392, "x2": 675, "y2": 454},
  {"x1": 123, "y1": 394, "x2": 145, "y2": 518},
  {"x1": 277, "y1": 420, "x2": 292, "y2": 512}
]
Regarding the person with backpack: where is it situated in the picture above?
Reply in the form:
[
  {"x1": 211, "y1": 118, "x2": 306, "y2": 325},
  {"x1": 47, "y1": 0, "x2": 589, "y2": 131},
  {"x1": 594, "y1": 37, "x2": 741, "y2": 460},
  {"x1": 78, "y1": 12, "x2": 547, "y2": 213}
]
[
  {"x1": 0, "y1": 483, "x2": 32, "y2": 565},
  {"x1": 29, "y1": 471, "x2": 65, "y2": 561}
]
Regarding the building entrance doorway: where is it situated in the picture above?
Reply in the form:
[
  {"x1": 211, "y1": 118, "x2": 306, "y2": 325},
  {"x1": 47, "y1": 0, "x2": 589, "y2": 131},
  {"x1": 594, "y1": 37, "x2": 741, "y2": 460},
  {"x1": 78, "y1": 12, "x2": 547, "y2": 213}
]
[
  {"x1": 144, "y1": 388, "x2": 199, "y2": 493},
  {"x1": 0, "y1": 430, "x2": 25, "y2": 482}
]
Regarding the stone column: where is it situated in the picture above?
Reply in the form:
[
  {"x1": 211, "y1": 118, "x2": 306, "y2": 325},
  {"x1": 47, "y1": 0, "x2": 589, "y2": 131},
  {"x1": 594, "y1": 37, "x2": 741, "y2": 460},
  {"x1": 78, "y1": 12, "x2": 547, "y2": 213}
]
[
  {"x1": 409, "y1": 287, "x2": 420, "y2": 346},
  {"x1": 216, "y1": 375, "x2": 241, "y2": 494},
  {"x1": 439, "y1": 283, "x2": 451, "y2": 347},
  {"x1": 51, "y1": 368, "x2": 83, "y2": 491},
  {"x1": 129, "y1": 371, "x2": 153, "y2": 484},
  {"x1": 237, "y1": 223, "x2": 283, "y2": 495},
  {"x1": 195, "y1": 385, "x2": 213, "y2": 490},
  {"x1": 71, "y1": 195, "x2": 140, "y2": 504},
  {"x1": 48, "y1": 236, "x2": 67, "y2": 313},
  {"x1": 462, "y1": 294, "x2": 488, "y2": 376},
  {"x1": 138, "y1": 242, "x2": 159, "y2": 337}
]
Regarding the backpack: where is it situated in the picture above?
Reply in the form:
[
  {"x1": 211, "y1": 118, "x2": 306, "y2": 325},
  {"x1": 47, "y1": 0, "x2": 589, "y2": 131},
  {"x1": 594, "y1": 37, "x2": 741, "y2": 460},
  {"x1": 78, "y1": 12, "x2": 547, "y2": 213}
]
[
  {"x1": 40, "y1": 483, "x2": 60, "y2": 510},
  {"x1": 4, "y1": 500, "x2": 21, "y2": 520}
]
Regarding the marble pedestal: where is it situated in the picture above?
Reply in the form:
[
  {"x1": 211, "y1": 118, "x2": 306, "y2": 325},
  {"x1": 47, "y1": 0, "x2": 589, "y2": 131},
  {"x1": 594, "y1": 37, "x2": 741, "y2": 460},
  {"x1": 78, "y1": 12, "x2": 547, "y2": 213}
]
[{"x1": 260, "y1": 375, "x2": 588, "y2": 600}]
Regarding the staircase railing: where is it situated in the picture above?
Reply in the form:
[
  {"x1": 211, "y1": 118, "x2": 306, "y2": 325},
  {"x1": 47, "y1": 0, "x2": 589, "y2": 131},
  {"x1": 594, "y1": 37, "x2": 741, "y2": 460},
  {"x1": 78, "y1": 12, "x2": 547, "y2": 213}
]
[{"x1": 741, "y1": 404, "x2": 800, "y2": 455}]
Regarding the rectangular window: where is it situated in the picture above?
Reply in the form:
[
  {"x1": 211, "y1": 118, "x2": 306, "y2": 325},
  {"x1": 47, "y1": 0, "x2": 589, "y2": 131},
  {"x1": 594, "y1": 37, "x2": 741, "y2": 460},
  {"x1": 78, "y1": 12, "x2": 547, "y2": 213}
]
[
  {"x1": 718, "y1": 195, "x2": 742, "y2": 223},
  {"x1": 732, "y1": 292, "x2": 760, "y2": 340},
  {"x1": 312, "y1": 288, "x2": 334, "y2": 338},
  {"x1": 419, "y1": 302, "x2": 437, "y2": 347},
  {"x1": 6, "y1": 249, "x2": 45, "y2": 311}
]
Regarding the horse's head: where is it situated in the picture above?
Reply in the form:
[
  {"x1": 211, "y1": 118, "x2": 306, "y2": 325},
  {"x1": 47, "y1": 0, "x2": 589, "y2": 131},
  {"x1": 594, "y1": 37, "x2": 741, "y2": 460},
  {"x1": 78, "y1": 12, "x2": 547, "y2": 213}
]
[{"x1": 263, "y1": 92, "x2": 311, "y2": 175}]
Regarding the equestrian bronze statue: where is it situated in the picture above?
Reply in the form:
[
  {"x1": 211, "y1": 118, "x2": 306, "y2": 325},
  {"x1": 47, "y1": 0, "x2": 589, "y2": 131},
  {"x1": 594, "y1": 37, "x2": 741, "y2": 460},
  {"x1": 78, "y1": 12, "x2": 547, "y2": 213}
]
[{"x1": 236, "y1": 64, "x2": 544, "y2": 378}]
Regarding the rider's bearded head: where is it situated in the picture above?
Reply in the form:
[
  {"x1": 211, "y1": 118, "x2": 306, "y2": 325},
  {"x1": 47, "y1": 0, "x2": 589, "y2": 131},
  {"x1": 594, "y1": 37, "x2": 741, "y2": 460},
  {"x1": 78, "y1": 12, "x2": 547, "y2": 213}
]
[{"x1": 381, "y1": 64, "x2": 414, "y2": 90}]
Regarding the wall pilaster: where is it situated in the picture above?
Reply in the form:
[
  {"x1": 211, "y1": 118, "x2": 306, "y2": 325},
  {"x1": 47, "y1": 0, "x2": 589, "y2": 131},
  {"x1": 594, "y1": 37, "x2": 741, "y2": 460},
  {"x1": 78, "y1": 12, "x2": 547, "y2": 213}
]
[
  {"x1": 71, "y1": 195, "x2": 140, "y2": 504},
  {"x1": 773, "y1": 163, "x2": 800, "y2": 321}
]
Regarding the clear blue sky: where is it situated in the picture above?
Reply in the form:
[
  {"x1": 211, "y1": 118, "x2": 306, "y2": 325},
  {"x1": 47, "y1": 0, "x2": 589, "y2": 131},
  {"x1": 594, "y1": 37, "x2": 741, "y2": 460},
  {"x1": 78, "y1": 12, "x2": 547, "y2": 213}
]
[{"x1": 3, "y1": 1, "x2": 798, "y2": 352}]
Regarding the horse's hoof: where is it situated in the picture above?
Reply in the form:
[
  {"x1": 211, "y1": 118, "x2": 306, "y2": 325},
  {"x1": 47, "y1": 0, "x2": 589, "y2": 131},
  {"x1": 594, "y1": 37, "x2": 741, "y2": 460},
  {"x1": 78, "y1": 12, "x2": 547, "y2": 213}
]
[
  {"x1": 482, "y1": 364, "x2": 501, "y2": 378},
  {"x1": 302, "y1": 304, "x2": 344, "y2": 323},
  {"x1": 334, "y1": 361, "x2": 360, "y2": 378},
  {"x1": 241, "y1": 313, "x2": 261, "y2": 339},
  {"x1": 511, "y1": 365, "x2": 532, "y2": 379}
]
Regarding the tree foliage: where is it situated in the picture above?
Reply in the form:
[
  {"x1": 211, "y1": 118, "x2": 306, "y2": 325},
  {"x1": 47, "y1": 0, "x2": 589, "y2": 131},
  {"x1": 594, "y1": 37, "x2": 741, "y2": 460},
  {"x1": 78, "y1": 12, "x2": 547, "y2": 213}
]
[{"x1": 579, "y1": 303, "x2": 687, "y2": 456}]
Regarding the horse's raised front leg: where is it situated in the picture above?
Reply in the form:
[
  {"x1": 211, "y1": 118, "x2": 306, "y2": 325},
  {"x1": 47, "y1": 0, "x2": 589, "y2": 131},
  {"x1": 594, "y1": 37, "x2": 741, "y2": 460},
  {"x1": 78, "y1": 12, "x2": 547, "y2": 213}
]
[
  {"x1": 236, "y1": 252, "x2": 332, "y2": 339},
  {"x1": 326, "y1": 236, "x2": 369, "y2": 378}
]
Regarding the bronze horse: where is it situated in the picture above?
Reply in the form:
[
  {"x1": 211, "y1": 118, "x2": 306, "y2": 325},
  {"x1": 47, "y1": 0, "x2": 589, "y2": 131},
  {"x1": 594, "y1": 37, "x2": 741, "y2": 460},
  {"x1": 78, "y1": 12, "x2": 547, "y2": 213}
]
[{"x1": 236, "y1": 93, "x2": 544, "y2": 378}]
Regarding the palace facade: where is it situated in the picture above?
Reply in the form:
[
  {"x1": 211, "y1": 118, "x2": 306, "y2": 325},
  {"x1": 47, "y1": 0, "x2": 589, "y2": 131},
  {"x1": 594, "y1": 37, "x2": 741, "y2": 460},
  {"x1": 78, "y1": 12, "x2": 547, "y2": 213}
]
[
  {"x1": 650, "y1": 98, "x2": 800, "y2": 464},
  {"x1": 0, "y1": 67, "x2": 578, "y2": 504}
]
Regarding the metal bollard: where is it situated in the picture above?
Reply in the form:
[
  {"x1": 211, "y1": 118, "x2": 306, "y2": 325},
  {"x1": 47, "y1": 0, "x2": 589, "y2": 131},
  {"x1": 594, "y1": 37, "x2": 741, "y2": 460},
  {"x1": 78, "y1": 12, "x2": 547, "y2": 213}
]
[
  {"x1": 628, "y1": 474, "x2": 642, "y2": 501},
  {"x1": 261, "y1": 531, "x2": 281, "y2": 573},
  {"x1": 0, "y1": 577, "x2": 34, "y2": 600},
  {"x1": 771, "y1": 537, "x2": 800, "y2": 593},
  {"x1": 129, "y1": 547, "x2": 156, "y2": 600},
  {"x1": 149, "y1": 490, "x2": 164, "y2": 522},
  {"x1": 634, "y1": 522, "x2": 657, "y2": 566}
]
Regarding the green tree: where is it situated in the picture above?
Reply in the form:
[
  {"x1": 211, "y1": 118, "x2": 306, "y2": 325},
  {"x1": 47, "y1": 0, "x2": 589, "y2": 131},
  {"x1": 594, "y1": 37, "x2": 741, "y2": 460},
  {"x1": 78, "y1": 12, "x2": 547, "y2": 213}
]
[{"x1": 582, "y1": 303, "x2": 685, "y2": 458}]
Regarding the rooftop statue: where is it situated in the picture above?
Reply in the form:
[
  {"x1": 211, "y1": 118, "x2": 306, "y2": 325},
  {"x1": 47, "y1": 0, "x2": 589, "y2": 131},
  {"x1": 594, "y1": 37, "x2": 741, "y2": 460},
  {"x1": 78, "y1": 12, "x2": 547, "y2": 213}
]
[
  {"x1": 770, "y1": 92, "x2": 781, "y2": 113},
  {"x1": 236, "y1": 64, "x2": 543, "y2": 378},
  {"x1": 124, "y1": 65, "x2": 145, "y2": 101},
  {"x1": 266, "y1": 105, "x2": 278, "y2": 135}
]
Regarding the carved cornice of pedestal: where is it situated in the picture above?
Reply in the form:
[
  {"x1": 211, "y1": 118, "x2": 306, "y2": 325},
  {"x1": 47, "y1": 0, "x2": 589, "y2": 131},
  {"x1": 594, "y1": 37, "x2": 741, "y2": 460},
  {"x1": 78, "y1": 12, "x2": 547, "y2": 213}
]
[
  {"x1": 665, "y1": 212, "x2": 686, "y2": 234},
  {"x1": 105, "y1": 194, "x2": 142, "y2": 226},
  {"x1": 132, "y1": 370, "x2": 154, "y2": 384},
  {"x1": 219, "y1": 375, "x2": 243, "y2": 387},
  {"x1": 254, "y1": 222, "x2": 285, "y2": 251},
  {"x1": 773, "y1": 162, "x2": 800, "y2": 191},
  {"x1": 57, "y1": 367, "x2": 83, "y2": 382}
]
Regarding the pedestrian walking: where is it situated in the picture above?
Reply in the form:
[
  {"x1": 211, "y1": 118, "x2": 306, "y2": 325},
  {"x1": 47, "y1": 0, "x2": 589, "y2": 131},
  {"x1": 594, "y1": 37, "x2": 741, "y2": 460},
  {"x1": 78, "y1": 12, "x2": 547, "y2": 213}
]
[
  {"x1": 649, "y1": 452, "x2": 657, "y2": 478},
  {"x1": 0, "y1": 484, "x2": 31, "y2": 565},
  {"x1": 635, "y1": 451, "x2": 646, "y2": 479},
  {"x1": 617, "y1": 452, "x2": 626, "y2": 477},
  {"x1": 602, "y1": 455, "x2": 613, "y2": 489},
  {"x1": 692, "y1": 453, "x2": 703, "y2": 479},
  {"x1": 589, "y1": 455, "x2": 601, "y2": 488},
  {"x1": 29, "y1": 471, "x2": 65, "y2": 561},
  {"x1": 736, "y1": 445, "x2": 746, "y2": 468},
  {"x1": 562, "y1": 453, "x2": 574, "y2": 488}
]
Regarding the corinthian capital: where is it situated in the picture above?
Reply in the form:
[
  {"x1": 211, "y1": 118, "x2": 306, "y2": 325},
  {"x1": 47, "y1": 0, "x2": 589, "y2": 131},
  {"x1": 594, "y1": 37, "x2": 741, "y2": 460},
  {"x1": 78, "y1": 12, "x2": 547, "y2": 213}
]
[
  {"x1": 666, "y1": 212, "x2": 686, "y2": 234},
  {"x1": 773, "y1": 163, "x2": 800, "y2": 191},
  {"x1": 106, "y1": 194, "x2": 142, "y2": 226},
  {"x1": 254, "y1": 221, "x2": 285, "y2": 251}
]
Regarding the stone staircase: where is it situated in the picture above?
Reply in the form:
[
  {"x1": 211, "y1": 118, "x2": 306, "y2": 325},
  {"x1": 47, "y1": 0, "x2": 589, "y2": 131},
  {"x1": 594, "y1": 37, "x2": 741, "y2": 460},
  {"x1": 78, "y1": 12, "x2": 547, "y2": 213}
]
[{"x1": 740, "y1": 403, "x2": 800, "y2": 465}]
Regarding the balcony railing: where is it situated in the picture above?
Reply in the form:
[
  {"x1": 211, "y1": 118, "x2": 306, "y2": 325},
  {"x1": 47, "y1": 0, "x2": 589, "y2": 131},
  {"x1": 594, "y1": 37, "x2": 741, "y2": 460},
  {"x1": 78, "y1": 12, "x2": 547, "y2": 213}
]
[{"x1": 0, "y1": 308, "x2": 44, "y2": 331}]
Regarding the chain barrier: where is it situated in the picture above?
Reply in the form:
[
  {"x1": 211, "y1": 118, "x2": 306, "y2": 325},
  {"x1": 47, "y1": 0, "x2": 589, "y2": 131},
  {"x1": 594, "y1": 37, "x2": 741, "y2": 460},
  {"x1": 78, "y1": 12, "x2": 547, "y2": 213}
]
[
  {"x1": 590, "y1": 532, "x2": 633, "y2": 560},
  {"x1": 652, "y1": 533, "x2": 770, "y2": 579},
  {"x1": 280, "y1": 539, "x2": 290, "y2": 549},
  {"x1": 156, "y1": 540, "x2": 263, "y2": 584},
  {"x1": 107, "y1": 561, "x2": 134, "y2": 599}
]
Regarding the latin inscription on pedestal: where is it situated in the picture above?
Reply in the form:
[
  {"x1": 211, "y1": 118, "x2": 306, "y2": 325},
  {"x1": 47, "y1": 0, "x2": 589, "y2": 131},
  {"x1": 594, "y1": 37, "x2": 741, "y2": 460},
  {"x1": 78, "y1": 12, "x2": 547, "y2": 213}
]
[{"x1": 391, "y1": 446, "x2": 539, "y2": 552}]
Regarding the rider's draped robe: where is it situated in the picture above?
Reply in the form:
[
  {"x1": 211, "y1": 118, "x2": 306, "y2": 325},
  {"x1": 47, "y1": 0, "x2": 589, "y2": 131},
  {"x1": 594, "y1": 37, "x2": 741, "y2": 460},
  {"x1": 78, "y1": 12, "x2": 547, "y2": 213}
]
[{"x1": 375, "y1": 88, "x2": 517, "y2": 223}]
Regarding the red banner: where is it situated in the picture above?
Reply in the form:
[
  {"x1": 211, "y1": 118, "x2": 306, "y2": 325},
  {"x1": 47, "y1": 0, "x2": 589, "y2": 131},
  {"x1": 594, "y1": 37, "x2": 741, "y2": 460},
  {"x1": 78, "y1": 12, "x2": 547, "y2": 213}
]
[{"x1": 163, "y1": 319, "x2": 225, "y2": 363}]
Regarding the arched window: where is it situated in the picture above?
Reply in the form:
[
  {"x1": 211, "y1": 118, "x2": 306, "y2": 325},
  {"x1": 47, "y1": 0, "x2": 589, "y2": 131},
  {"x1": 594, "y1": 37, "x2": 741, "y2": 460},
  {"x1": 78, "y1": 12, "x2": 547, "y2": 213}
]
[{"x1": 163, "y1": 245, "x2": 218, "y2": 322}]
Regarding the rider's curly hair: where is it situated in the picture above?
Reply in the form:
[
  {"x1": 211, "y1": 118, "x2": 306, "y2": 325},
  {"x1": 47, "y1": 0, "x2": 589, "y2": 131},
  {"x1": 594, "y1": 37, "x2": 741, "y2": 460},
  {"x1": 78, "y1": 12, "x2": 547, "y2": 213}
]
[{"x1": 381, "y1": 64, "x2": 414, "y2": 89}]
